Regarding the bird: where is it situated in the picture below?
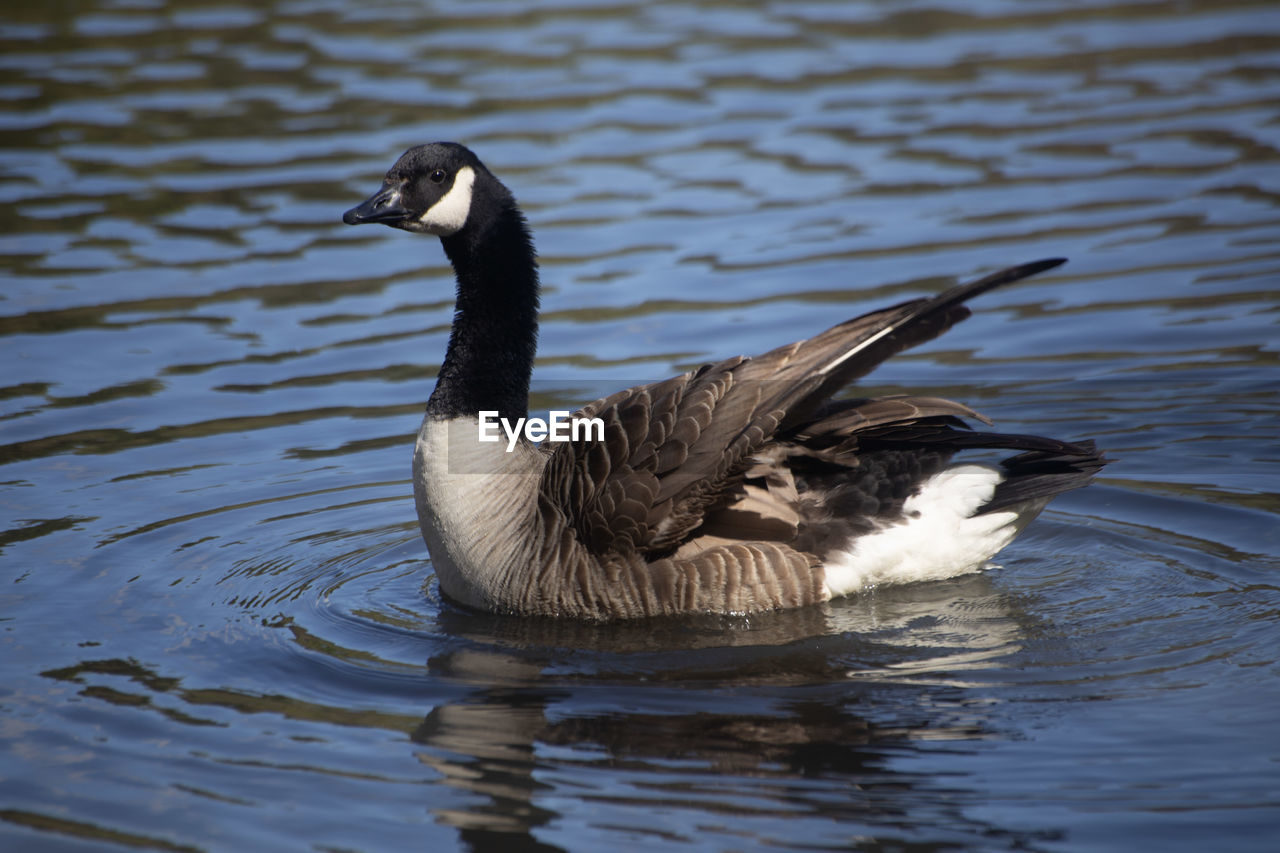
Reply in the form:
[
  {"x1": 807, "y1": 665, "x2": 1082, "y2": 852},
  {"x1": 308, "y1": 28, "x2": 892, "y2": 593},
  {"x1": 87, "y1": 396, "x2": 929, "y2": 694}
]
[{"x1": 343, "y1": 142, "x2": 1105, "y2": 621}]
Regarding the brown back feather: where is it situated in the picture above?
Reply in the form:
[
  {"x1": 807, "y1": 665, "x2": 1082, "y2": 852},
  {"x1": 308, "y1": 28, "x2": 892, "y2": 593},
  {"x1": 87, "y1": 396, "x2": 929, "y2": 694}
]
[{"x1": 540, "y1": 259, "x2": 1067, "y2": 562}]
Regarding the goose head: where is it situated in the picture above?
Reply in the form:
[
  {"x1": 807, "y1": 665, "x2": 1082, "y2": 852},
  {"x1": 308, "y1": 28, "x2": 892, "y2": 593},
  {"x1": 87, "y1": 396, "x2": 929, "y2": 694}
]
[
  {"x1": 343, "y1": 142, "x2": 496, "y2": 237},
  {"x1": 341, "y1": 142, "x2": 539, "y2": 423}
]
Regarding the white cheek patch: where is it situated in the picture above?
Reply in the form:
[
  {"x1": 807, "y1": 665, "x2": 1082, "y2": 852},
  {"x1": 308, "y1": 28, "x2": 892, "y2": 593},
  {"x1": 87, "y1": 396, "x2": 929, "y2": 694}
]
[{"x1": 418, "y1": 165, "x2": 476, "y2": 236}]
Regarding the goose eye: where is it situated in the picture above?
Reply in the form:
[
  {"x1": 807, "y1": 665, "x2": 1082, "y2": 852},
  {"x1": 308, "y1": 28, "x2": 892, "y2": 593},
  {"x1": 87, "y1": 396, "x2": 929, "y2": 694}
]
[{"x1": 429, "y1": 169, "x2": 447, "y2": 184}]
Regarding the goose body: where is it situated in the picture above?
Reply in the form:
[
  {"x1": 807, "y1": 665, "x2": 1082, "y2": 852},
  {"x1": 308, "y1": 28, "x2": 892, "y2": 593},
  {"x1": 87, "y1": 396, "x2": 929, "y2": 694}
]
[{"x1": 344, "y1": 142, "x2": 1104, "y2": 620}]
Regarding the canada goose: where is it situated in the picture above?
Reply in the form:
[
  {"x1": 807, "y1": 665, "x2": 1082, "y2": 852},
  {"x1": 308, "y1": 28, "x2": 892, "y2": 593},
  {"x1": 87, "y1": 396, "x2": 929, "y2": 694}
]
[{"x1": 343, "y1": 142, "x2": 1105, "y2": 620}]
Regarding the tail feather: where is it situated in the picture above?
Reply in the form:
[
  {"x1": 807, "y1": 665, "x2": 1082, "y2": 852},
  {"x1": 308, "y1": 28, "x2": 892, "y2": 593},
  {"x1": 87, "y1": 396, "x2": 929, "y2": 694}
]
[{"x1": 981, "y1": 441, "x2": 1107, "y2": 514}]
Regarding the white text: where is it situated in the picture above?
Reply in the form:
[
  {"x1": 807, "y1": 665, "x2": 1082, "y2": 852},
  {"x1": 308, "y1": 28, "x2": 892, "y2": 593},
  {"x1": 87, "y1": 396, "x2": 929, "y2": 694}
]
[{"x1": 477, "y1": 411, "x2": 605, "y2": 452}]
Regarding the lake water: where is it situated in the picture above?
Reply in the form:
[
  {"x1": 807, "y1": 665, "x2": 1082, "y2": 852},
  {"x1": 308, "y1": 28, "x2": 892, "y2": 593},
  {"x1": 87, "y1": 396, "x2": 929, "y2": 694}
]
[{"x1": 2, "y1": 0, "x2": 1278, "y2": 850}]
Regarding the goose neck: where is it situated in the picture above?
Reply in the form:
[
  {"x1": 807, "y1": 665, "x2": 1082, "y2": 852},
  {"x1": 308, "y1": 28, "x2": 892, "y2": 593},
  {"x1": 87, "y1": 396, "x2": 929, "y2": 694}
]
[{"x1": 427, "y1": 211, "x2": 540, "y2": 422}]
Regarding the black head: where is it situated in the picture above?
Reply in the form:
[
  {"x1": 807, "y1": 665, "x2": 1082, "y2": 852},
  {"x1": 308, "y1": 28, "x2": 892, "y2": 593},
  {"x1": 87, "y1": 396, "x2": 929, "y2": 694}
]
[{"x1": 343, "y1": 142, "x2": 494, "y2": 237}]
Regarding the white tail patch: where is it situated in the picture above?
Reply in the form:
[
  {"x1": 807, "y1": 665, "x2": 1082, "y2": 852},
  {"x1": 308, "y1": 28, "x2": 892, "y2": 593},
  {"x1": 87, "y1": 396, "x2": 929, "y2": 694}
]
[
  {"x1": 418, "y1": 165, "x2": 476, "y2": 236},
  {"x1": 822, "y1": 464, "x2": 1042, "y2": 599}
]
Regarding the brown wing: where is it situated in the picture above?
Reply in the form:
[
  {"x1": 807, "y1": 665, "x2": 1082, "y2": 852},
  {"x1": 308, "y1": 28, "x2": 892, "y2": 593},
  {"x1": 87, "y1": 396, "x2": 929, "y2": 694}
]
[
  {"x1": 539, "y1": 258, "x2": 1067, "y2": 561},
  {"x1": 540, "y1": 356, "x2": 767, "y2": 556}
]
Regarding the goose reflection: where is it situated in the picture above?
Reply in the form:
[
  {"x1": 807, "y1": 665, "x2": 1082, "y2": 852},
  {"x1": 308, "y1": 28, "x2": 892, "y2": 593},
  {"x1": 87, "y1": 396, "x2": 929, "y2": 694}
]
[{"x1": 410, "y1": 578, "x2": 1040, "y2": 848}]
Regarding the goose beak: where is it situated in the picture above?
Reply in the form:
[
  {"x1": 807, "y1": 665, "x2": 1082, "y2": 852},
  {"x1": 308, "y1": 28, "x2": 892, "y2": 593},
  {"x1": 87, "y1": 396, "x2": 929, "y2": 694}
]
[{"x1": 343, "y1": 183, "x2": 408, "y2": 226}]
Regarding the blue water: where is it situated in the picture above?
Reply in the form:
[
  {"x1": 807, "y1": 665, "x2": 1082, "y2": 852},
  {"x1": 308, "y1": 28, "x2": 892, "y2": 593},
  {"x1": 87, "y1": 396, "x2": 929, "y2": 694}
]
[{"x1": 2, "y1": 1, "x2": 1278, "y2": 850}]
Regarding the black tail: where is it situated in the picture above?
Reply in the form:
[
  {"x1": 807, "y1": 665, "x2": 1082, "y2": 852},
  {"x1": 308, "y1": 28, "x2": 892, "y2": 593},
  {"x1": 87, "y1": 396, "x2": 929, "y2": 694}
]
[{"x1": 981, "y1": 441, "x2": 1108, "y2": 514}]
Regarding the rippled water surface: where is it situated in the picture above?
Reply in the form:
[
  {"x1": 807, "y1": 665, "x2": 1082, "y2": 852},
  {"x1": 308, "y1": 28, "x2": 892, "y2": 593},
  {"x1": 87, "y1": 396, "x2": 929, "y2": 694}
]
[{"x1": 3, "y1": 1, "x2": 1279, "y2": 850}]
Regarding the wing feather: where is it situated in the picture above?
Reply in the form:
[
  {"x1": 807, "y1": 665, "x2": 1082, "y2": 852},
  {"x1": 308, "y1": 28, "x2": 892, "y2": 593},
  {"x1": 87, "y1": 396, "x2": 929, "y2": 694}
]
[{"x1": 540, "y1": 259, "x2": 1068, "y2": 563}]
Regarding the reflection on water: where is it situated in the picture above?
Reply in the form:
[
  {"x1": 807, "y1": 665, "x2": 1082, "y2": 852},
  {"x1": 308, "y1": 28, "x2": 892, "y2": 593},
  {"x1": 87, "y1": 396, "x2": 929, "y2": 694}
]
[
  {"x1": 414, "y1": 652, "x2": 1009, "y2": 849},
  {"x1": 2, "y1": 0, "x2": 1279, "y2": 850}
]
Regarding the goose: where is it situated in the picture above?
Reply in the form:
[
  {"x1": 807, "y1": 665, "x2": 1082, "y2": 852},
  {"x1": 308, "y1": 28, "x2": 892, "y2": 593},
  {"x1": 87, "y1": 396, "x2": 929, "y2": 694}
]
[{"x1": 343, "y1": 142, "x2": 1105, "y2": 620}]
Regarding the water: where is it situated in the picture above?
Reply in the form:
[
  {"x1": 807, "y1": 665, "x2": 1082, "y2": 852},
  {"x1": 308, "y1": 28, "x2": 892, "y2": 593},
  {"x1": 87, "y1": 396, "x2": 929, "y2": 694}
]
[{"x1": 2, "y1": 0, "x2": 1278, "y2": 850}]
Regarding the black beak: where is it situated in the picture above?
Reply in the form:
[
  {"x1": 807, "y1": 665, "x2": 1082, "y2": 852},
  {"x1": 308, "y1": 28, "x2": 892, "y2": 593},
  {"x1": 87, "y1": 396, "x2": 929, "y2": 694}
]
[{"x1": 343, "y1": 183, "x2": 408, "y2": 226}]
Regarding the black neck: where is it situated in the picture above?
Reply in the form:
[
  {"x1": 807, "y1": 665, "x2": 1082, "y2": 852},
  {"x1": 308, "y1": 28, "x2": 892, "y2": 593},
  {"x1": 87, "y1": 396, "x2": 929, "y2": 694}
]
[{"x1": 426, "y1": 199, "x2": 539, "y2": 422}]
